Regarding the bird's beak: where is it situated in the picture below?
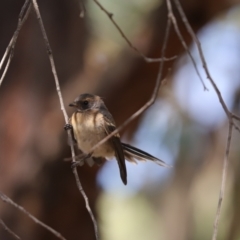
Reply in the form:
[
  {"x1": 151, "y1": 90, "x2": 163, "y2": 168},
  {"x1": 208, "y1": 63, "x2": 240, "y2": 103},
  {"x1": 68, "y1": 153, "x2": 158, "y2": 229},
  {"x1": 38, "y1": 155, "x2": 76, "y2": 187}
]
[{"x1": 69, "y1": 102, "x2": 77, "y2": 107}]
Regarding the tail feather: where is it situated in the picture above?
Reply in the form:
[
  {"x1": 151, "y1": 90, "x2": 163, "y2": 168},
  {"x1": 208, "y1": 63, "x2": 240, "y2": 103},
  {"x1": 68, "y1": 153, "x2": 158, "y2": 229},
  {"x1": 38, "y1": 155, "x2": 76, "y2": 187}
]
[
  {"x1": 124, "y1": 152, "x2": 138, "y2": 164},
  {"x1": 122, "y1": 143, "x2": 171, "y2": 168}
]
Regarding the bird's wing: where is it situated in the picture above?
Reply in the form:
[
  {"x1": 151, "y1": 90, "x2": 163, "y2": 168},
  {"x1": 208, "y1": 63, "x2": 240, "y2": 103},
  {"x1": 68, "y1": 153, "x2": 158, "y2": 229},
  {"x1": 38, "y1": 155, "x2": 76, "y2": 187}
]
[{"x1": 102, "y1": 112, "x2": 127, "y2": 185}]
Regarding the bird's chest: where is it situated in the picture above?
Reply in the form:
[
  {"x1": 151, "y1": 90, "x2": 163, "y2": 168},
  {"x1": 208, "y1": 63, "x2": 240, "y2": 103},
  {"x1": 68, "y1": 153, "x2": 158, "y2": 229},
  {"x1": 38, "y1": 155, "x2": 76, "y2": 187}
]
[{"x1": 71, "y1": 112, "x2": 113, "y2": 157}]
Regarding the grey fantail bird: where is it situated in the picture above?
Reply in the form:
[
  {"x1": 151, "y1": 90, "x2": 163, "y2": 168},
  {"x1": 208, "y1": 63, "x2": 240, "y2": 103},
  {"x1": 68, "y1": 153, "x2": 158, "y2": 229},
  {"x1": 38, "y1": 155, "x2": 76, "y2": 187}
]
[{"x1": 65, "y1": 93, "x2": 170, "y2": 185}]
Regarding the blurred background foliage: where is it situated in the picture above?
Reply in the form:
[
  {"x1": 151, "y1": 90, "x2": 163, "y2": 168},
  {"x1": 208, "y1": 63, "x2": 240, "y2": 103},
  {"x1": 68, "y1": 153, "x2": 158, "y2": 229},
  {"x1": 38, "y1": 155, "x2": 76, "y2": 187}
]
[{"x1": 1, "y1": 0, "x2": 240, "y2": 240}]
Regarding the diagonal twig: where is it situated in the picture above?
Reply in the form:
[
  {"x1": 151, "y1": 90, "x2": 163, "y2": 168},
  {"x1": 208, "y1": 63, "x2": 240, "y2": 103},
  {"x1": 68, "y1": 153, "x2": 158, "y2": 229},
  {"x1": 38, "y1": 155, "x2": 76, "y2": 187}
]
[
  {"x1": 0, "y1": 0, "x2": 31, "y2": 86},
  {"x1": 232, "y1": 120, "x2": 240, "y2": 134},
  {"x1": 166, "y1": 0, "x2": 208, "y2": 91},
  {"x1": 30, "y1": 0, "x2": 99, "y2": 239},
  {"x1": 93, "y1": 0, "x2": 176, "y2": 63},
  {"x1": 0, "y1": 191, "x2": 66, "y2": 240},
  {"x1": 232, "y1": 113, "x2": 240, "y2": 121},
  {"x1": 212, "y1": 123, "x2": 233, "y2": 240},
  {"x1": 0, "y1": 218, "x2": 21, "y2": 240},
  {"x1": 172, "y1": 0, "x2": 232, "y2": 116}
]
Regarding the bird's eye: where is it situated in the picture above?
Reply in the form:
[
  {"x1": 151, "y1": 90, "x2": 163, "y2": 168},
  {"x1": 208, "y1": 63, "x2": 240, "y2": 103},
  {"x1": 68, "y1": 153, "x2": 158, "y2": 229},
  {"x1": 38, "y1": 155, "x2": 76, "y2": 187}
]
[{"x1": 83, "y1": 100, "x2": 88, "y2": 105}]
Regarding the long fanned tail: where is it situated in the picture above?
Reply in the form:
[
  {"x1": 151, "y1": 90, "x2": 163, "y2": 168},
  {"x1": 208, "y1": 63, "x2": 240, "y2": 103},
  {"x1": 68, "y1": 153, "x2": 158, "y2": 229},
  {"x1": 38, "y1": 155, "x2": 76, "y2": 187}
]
[{"x1": 122, "y1": 143, "x2": 171, "y2": 168}]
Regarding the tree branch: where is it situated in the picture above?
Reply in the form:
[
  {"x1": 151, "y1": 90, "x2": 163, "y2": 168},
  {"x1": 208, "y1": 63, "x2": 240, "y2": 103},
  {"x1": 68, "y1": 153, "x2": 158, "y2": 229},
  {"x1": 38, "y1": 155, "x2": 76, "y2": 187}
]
[
  {"x1": 166, "y1": 0, "x2": 208, "y2": 91},
  {"x1": 0, "y1": 0, "x2": 31, "y2": 86},
  {"x1": 212, "y1": 123, "x2": 233, "y2": 240},
  {"x1": 172, "y1": 0, "x2": 240, "y2": 122},
  {"x1": 0, "y1": 191, "x2": 66, "y2": 240},
  {"x1": 93, "y1": 0, "x2": 176, "y2": 63},
  {"x1": 171, "y1": 0, "x2": 240, "y2": 238},
  {"x1": 30, "y1": 0, "x2": 99, "y2": 239},
  {"x1": 0, "y1": 218, "x2": 21, "y2": 240}
]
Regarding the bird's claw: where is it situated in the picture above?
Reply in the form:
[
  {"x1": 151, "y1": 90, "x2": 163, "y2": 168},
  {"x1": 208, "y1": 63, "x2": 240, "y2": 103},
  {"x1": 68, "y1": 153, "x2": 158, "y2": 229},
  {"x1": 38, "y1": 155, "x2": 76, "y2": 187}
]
[
  {"x1": 71, "y1": 161, "x2": 80, "y2": 169},
  {"x1": 64, "y1": 123, "x2": 73, "y2": 131},
  {"x1": 71, "y1": 153, "x2": 92, "y2": 169},
  {"x1": 71, "y1": 159, "x2": 85, "y2": 168}
]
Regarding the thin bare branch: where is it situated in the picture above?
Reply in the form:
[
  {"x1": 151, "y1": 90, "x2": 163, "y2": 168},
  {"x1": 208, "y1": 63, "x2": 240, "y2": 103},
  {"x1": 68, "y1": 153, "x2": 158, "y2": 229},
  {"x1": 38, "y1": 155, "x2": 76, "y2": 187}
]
[
  {"x1": 0, "y1": 218, "x2": 21, "y2": 240},
  {"x1": 172, "y1": 0, "x2": 236, "y2": 118},
  {"x1": 212, "y1": 123, "x2": 233, "y2": 240},
  {"x1": 85, "y1": 18, "x2": 172, "y2": 155},
  {"x1": 0, "y1": 57, "x2": 11, "y2": 85},
  {"x1": 232, "y1": 113, "x2": 240, "y2": 121},
  {"x1": 166, "y1": 0, "x2": 208, "y2": 91},
  {"x1": 30, "y1": 0, "x2": 99, "y2": 239},
  {"x1": 170, "y1": 1, "x2": 240, "y2": 237},
  {"x1": 93, "y1": 0, "x2": 176, "y2": 63},
  {"x1": 0, "y1": 0, "x2": 30, "y2": 70},
  {"x1": 0, "y1": 192, "x2": 66, "y2": 240},
  {"x1": 0, "y1": 0, "x2": 31, "y2": 86},
  {"x1": 232, "y1": 120, "x2": 240, "y2": 134}
]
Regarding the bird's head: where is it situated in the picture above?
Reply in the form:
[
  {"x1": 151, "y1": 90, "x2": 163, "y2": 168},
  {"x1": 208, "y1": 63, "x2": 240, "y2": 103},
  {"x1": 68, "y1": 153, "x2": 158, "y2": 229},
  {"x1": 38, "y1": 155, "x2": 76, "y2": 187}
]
[{"x1": 69, "y1": 93, "x2": 103, "y2": 112}]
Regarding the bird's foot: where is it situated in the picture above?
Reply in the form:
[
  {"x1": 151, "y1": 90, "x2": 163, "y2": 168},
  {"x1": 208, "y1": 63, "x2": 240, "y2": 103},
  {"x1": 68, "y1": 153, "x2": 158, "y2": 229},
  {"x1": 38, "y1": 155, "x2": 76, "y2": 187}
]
[
  {"x1": 64, "y1": 123, "x2": 73, "y2": 131},
  {"x1": 71, "y1": 153, "x2": 93, "y2": 169},
  {"x1": 71, "y1": 160, "x2": 84, "y2": 168}
]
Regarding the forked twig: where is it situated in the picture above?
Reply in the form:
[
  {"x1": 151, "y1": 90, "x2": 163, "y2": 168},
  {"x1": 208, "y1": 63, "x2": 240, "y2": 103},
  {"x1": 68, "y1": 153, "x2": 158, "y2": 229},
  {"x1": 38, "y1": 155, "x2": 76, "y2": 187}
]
[
  {"x1": 93, "y1": 0, "x2": 176, "y2": 63},
  {"x1": 166, "y1": 0, "x2": 208, "y2": 90},
  {"x1": 170, "y1": 0, "x2": 240, "y2": 239},
  {"x1": 172, "y1": 0, "x2": 231, "y2": 116},
  {"x1": 30, "y1": 0, "x2": 99, "y2": 239},
  {"x1": 0, "y1": 0, "x2": 31, "y2": 86},
  {"x1": 0, "y1": 192, "x2": 66, "y2": 240},
  {"x1": 0, "y1": 218, "x2": 21, "y2": 240}
]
